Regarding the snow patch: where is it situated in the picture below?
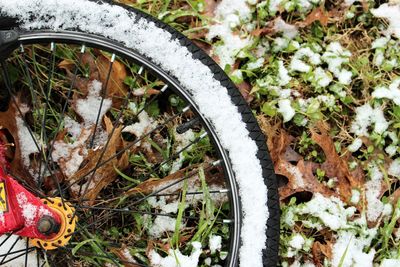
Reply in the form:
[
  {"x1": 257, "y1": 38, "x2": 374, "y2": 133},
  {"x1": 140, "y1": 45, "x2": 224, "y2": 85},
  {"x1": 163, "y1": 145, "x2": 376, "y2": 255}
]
[
  {"x1": 207, "y1": 0, "x2": 254, "y2": 68},
  {"x1": 348, "y1": 138, "x2": 363, "y2": 152},
  {"x1": 365, "y1": 165, "x2": 384, "y2": 222},
  {"x1": 75, "y1": 80, "x2": 112, "y2": 125},
  {"x1": 149, "y1": 242, "x2": 202, "y2": 267},
  {"x1": 16, "y1": 117, "x2": 40, "y2": 169},
  {"x1": 332, "y1": 231, "x2": 376, "y2": 267},
  {"x1": 372, "y1": 78, "x2": 400, "y2": 105},
  {"x1": 298, "y1": 193, "x2": 356, "y2": 231},
  {"x1": 350, "y1": 103, "x2": 389, "y2": 137},
  {"x1": 209, "y1": 235, "x2": 222, "y2": 254},
  {"x1": 278, "y1": 99, "x2": 296, "y2": 122},
  {"x1": 371, "y1": 4, "x2": 400, "y2": 38}
]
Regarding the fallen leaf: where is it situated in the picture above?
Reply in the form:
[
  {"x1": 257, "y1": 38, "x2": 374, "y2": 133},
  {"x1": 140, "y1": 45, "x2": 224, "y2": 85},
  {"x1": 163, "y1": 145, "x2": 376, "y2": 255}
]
[
  {"x1": 312, "y1": 241, "x2": 333, "y2": 266},
  {"x1": 300, "y1": 7, "x2": 330, "y2": 26},
  {"x1": 310, "y1": 122, "x2": 364, "y2": 202},
  {"x1": 258, "y1": 116, "x2": 333, "y2": 201},
  {"x1": 96, "y1": 54, "x2": 129, "y2": 107},
  {"x1": 237, "y1": 81, "x2": 254, "y2": 103},
  {"x1": 250, "y1": 27, "x2": 274, "y2": 37}
]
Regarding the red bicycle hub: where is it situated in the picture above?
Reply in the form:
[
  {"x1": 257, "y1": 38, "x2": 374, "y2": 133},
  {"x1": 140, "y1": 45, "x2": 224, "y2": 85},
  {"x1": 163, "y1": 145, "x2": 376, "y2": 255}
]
[{"x1": 0, "y1": 131, "x2": 75, "y2": 249}]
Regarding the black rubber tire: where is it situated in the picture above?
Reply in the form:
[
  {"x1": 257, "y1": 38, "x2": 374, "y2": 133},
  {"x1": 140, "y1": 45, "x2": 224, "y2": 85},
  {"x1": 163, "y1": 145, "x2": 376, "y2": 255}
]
[{"x1": 0, "y1": 1, "x2": 280, "y2": 266}]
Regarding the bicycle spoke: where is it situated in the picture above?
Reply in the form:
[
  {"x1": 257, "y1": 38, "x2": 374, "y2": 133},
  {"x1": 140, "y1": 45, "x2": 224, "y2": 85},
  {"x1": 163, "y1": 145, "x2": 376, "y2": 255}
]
[
  {"x1": 24, "y1": 238, "x2": 29, "y2": 267},
  {"x1": 0, "y1": 235, "x2": 21, "y2": 264},
  {"x1": 150, "y1": 188, "x2": 229, "y2": 197},
  {"x1": 73, "y1": 204, "x2": 199, "y2": 220},
  {"x1": 36, "y1": 248, "x2": 40, "y2": 267},
  {"x1": 77, "y1": 65, "x2": 145, "y2": 199},
  {"x1": 37, "y1": 42, "x2": 56, "y2": 183},
  {"x1": 0, "y1": 248, "x2": 35, "y2": 265},
  {"x1": 127, "y1": 160, "x2": 220, "y2": 208},
  {"x1": 38, "y1": 44, "x2": 86, "y2": 188}
]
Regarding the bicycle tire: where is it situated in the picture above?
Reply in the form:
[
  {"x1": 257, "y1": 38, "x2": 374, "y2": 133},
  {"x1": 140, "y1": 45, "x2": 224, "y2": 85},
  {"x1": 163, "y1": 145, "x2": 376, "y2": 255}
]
[{"x1": 0, "y1": 0, "x2": 279, "y2": 266}]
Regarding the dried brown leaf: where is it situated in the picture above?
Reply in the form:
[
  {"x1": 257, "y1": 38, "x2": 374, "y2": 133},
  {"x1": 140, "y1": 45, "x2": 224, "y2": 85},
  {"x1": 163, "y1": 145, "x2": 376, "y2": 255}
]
[
  {"x1": 300, "y1": 7, "x2": 330, "y2": 27},
  {"x1": 312, "y1": 241, "x2": 332, "y2": 266},
  {"x1": 237, "y1": 81, "x2": 254, "y2": 103},
  {"x1": 310, "y1": 122, "x2": 364, "y2": 202},
  {"x1": 258, "y1": 116, "x2": 333, "y2": 201},
  {"x1": 96, "y1": 54, "x2": 129, "y2": 107}
]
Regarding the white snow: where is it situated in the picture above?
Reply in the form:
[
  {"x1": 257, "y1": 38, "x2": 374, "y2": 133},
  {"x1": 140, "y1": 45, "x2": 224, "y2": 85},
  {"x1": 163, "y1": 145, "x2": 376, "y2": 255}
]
[
  {"x1": 273, "y1": 17, "x2": 298, "y2": 39},
  {"x1": 350, "y1": 103, "x2": 389, "y2": 136},
  {"x1": 331, "y1": 231, "x2": 376, "y2": 267},
  {"x1": 207, "y1": 0, "x2": 255, "y2": 68},
  {"x1": 298, "y1": 193, "x2": 356, "y2": 231},
  {"x1": 284, "y1": 162, "x2": 304, "y2": 187},
  {"x1": 389, "y1": 158, "x2": 400, "y2": 177},
  {"x1": 16, "y1": 117, "x2": 40, "y2": 169},
  {"x1": 16, "y1": 192, "x2": 51, "y2": 226},
  {"x1": 149, "y1": 216, "x2": 178, "y2": 237},
  {"x1": 278, "y1": 60, "x2": 291, "y2": 86},
  {"x1": 148, "y1": 196, "x2": 179, "y2": 214},
  {"x1": 51, "y1": 124, "x2": 91, "y2": 177},
  {"x1": 16, "y1": 192, "x2": 37, "y2": 226},
  {"x1": 381, "y1": 259, "x2": 400, "y2": 267},
  {"x1": 385, "y1": 145, "x2": 397, "y2": 157},
  {"x1": 372, "y1": 78, "x2": 400, "y2": 105},
  {"x1": 372, "y1": 37, "x2": 390, "y2": 49},
  {"x1": 290, "y1": 58, "x2": 311, "y2": 73},
  {"x1": 121, "y1": 248, "x2": 137, "y2": 264},
  {"x1": 0, "y1": 1, "x2": 270, "y2": 266},
  {"x1": 278, "y1": 99, "x2": 296, "y2": 122},
  {"x1": 322, "y1": 42, "x2": 353, "y2": 85},
  {"x1": 122, "y1": 111, "x2": 155, "y2": 145},
  {"x1": 314, "y1": 67, "x2": 332, "y2": 87},
  {"x1": 75, "y1": 80, "x2": 112, "y2": 125},
  {"x1": 247, "y1": 58, "x2": 264, "y2": 70},
  {"x1": 371, "y1": 4, "x2": 400, "y2": 38},
  {"x1": 290, "y1": 47, "x2": 321, "y2": 73},
  {"x1": 348, "y1": 138, "x2": 363, "y2": 152},
  {"x1": 374, "y1": 50, "x2": 385, "y2": 67},
  {"x1": 365, "y1": 165, "x2": 384, "y2": 222},
  {"x1": 268, "y1": 0, "x2": 283, "y2": 14},
  {"x1": 289, "y1": 234, "x2": 305, "y2": 250},
  {"x1": 149, "y1": 242, "x2": 202, "y2": 267},
  {"x1": 170, "y1": 129, "x2": 196, "y2": 174},
  {"x1": 209, "y1": 235, "x2": 222, "y2": 254},
  {"x1": 350, "y1": 189, "x2": 360, "y2": 204}
]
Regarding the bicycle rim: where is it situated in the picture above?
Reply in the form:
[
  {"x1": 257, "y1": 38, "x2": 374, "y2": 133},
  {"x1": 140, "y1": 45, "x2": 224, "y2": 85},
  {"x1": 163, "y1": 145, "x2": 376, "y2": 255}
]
[{"x1": 0, "y1": 31, "x2": 241, "y2": 266}]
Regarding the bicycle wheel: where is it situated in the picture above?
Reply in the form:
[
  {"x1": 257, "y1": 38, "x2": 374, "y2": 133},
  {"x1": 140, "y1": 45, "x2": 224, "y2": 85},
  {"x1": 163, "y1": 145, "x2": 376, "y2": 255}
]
[{"x1": 0, "y1": 0, "x2": 279, "y2": 266}]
